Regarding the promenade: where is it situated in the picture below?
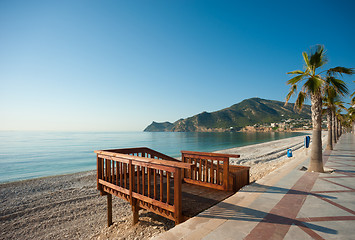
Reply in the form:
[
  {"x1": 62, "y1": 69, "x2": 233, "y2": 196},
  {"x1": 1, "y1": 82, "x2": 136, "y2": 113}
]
[{"x1": 153, "y1": 133, "x2": 355, "y2": 240}]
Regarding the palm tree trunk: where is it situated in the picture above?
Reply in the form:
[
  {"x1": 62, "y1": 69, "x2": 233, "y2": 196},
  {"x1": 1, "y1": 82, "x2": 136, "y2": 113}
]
[
  {"x1": 339, "y1": 120, "x2": 342, "y2": 138},
  {"x1": 332, "y1": 111, "x2": 337, "y2": 144},
  {"x1": 326, "y1": 107, "x2": 333, "y2": 150},
  {"x1": 309, "y1": 93, "x2": 324, "y2": 172}
]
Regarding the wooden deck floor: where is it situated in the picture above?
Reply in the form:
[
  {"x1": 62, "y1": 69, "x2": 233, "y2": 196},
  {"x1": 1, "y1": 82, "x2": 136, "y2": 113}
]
[{"x1": 181, "y1": 183, "x2": 234, "y2": 218}]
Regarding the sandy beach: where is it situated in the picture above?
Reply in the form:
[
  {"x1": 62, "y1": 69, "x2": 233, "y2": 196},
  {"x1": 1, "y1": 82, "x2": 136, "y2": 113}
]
[{"x1": 0, "y1": 132, "x2": 327, "y2": 240}]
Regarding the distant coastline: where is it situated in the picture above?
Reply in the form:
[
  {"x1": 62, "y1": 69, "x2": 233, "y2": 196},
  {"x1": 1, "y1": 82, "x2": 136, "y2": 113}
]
[{"x1": 144, "y1": 97, "x2": 311, "y2": 132}]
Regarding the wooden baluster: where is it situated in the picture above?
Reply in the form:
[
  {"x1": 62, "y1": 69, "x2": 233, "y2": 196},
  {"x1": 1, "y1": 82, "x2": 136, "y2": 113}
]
[
  {"x1": 217, "y1": 160, "x2": 220, "y2": 185},
  {"x1": 137, "y1": 166, "x2": 140, "y2": 194},
  {"x1": 167, "y1": 172, "x2": 170, "y2": 204},
  {"x1": 105, "y1": 159, "x2": 110, "y2": 182},
  {"x1": 187, "y1": 157, "x2": 191, "y2": 179},
  {"x1": 119, "y1": 162, "x2": 123, "y2": 187},
  {"x1": 116, "y1": 161, "x2": 119, "y2": 186},
  {"x1": 160, "y1": 170, "x2": 163, "y2": 201},
  {"x1": 102, "y1": 158, "x2": 105, "y2": 183},
  {"x1": 131, "y1": 163, "x2": 135, "y2": 193},
  {"x1": 147, "y1": 168, "x2": 151, "y2": 198},
  {"x1": 112, "y1": 160, "x2": 115, "y2": 183},
  {"x1": 154, "y1": 169, "x2": 157, "y2": 199},
  {"x1": 204, "y1": 159, "x2": 208, "y2": 182},
  {"x1": 110, "y1": 160, "x2": 113, "y2": 183},
  {"x1": 223, "y1": 157, "x2": 229, "y2": 190},
  {"x1": 142, "y1": 167, "x2": 145, "y2": 196},
  {"x1": 124, "y1": 163, "x2": 127, "y2": 189},
  {"x1": 199, "y1": 159, "x2": 202, "y2": 181},
  {"x1": 211, "y1": 160, "x2": 214, "y2": 184}
]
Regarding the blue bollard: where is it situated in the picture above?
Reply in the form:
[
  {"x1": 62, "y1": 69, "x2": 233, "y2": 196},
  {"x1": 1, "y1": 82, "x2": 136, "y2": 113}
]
[
  {"x1": 304, "y1": 136, "x2": 310, "y2": 148},
  {"x1": 287, "y1": 149, "x2": 292, "y2": 157}
]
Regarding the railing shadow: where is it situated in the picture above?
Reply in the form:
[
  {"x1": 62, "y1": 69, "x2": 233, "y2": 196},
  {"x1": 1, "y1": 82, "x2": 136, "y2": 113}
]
[
  {"x1": 334, "y1": 169, "x2": 355, "y2": 174},
  {"x1": 328, "y1": 154, "x2": 354, "y2": 158},
  {"x1": 198, "y1": 201, "x2": 337, "y2": 235},
  {"x1": 240, "y1": 183, "x2": 336, "y2": 199}
]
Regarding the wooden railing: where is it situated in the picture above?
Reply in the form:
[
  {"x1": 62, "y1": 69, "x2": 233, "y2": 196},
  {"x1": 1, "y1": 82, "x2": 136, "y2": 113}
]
[
  {"x1": 181, "y1": 151, "x2": 247, "y2": 191},
  {"x1": 95, "y1": 147, "x2": 250, "y2": 227},
  {"x1": 95, "y1": 148, "x2": 191, "y2": 225}
]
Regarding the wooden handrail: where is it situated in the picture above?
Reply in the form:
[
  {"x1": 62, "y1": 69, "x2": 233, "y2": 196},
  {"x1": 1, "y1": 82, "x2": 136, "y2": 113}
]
[
  {"x1": 103, "y1": 147, "x2": 179, "y2": 162},
  {"x1": 95, "y1": 150, "x2": 191, "y2": 169},
  {"x1": 181, "y1": 150, "x2": 240, "y2": 159}
]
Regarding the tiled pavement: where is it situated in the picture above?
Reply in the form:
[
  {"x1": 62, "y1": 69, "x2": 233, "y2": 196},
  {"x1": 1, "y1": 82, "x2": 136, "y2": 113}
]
[{"x1": 153, "y1": 133, "x2": 355, "y2": 240}]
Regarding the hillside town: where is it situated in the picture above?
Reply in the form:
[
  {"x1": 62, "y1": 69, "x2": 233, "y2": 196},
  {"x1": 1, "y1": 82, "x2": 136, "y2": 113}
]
[{"x1": 241, "y1": 118, "x2": 319, "y2": 132}]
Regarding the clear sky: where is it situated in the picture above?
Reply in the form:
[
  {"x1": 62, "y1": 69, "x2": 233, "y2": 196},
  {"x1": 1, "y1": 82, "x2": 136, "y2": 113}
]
[{"x1": 1, "y1": 0, "x2": 354, "y2": 131}]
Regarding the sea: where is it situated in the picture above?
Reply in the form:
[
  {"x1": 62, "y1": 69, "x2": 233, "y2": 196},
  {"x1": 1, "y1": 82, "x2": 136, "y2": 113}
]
[{"x1": 0, "y1": 131, "x2": 307, "y2": 183}]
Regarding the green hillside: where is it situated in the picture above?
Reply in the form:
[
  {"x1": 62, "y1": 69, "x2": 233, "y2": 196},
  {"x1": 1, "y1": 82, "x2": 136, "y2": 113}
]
[
  {"x1": 143, "y1": 121, "x2": 174, "y2": 132},
  {"x1": 144, "y1": 98, "x2": 311, "y2": 132}
]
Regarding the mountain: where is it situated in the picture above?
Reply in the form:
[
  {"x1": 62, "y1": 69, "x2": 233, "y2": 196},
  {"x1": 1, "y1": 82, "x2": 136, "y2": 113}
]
[
  {"x1": 143, "y1": 97, "x2": 311, "y2": 132},
  {"x1": 143, "y1": 121, "x2": 174, "y2": 132}
]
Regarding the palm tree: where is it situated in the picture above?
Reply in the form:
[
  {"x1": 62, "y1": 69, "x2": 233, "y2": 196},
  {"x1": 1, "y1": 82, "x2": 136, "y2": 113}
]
[
  {"x1": 351, "y1": 81, "x2": 355, "y2": 106},
  {"x1": 286, "y1": 45, "x2": 353, "y2": 172},
  {"x1": 348, "y1": 107, "x2": 355, "y2": 133},
  {"x1": 323, "y1": 89, "x2": 336, "y2": 150},
  {"x1": 334, "y1": 102, "x2": 347, "y2": 140}
]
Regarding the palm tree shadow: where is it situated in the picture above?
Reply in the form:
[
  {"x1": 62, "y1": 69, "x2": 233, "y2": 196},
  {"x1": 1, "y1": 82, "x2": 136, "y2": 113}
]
[
  {"x1": 240, "y1": 183, "x2": 336, "y2": 199},
  {"x1": 198, "y1": 201, "x2": 337, "y2": 234}
]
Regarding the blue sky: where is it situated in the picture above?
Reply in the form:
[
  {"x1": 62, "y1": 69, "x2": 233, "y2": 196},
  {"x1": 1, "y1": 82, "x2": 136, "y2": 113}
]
[{"x1": 1, "y1": 0, "x2": 354, "y2": 131}]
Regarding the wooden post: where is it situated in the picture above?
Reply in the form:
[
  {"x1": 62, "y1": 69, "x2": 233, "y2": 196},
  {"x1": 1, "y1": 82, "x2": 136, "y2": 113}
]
[
  {"x1": 107, "y1": 194, "x2": 112, "y2": 227},
  {"x1": 129, "y1": 160, "x2": 139, "y2": 225},
  {"x1": 223, "y1": 157, "x2": 229, "y2": 190},
  {"x1": 97, "y1": 156, "x2": 102, "y2": 191},
  {"x1": 132, "y1": 199, "x2": 139, "y2": 225},
  {"x1": 174, "y1": 168, "x2": 182, "y2": 225}
]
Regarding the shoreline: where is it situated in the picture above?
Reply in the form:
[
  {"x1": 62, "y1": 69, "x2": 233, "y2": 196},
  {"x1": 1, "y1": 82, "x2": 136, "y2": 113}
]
[{"x1": 2, "y1": 130, "x2": 327, "y2": 240}]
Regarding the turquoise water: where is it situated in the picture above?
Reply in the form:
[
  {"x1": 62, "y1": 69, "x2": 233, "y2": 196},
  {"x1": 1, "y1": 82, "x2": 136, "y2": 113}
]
[{"x1": 0, "y1": 131, "x2": 306, "y2": 183}]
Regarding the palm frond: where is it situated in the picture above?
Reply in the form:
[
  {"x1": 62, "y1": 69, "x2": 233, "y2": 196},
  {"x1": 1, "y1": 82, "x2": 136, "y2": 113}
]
[
  {"x1": 327, "y1": 76, "x2": 349, "y2": 95},
  {"x1": 327, "y1": 67, "x2": 354, "y2": 77},
  {"x1": 294, "y1": 91, "x2": 306, "y2": 111},
  {"x1": 302, "y1": 52, "x2": 311, "y2": 72},
  {"x1": 334, "y1": 100, "x2": 347, "y2": 111},
  {"x1": 287, "y1": 70, "x2": 304, "y2": 75},
  {"x1": 287, "y1": 74, "x2": 305, "y2": 85},
  {"x1": 324, "y1": 85, "x2": 336, "y2": 103},
  {"x1": 309, "y1": 44, "x2": 328, "y2": 69},
  {"x1": 285, "y1": 85, "x2": 297, "y2": 105}
]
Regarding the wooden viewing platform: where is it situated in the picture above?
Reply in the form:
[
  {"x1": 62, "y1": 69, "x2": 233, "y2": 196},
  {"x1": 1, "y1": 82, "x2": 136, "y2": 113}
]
[{"x1": 95, "y1": 147, "x2": 250, "y2": 226}]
